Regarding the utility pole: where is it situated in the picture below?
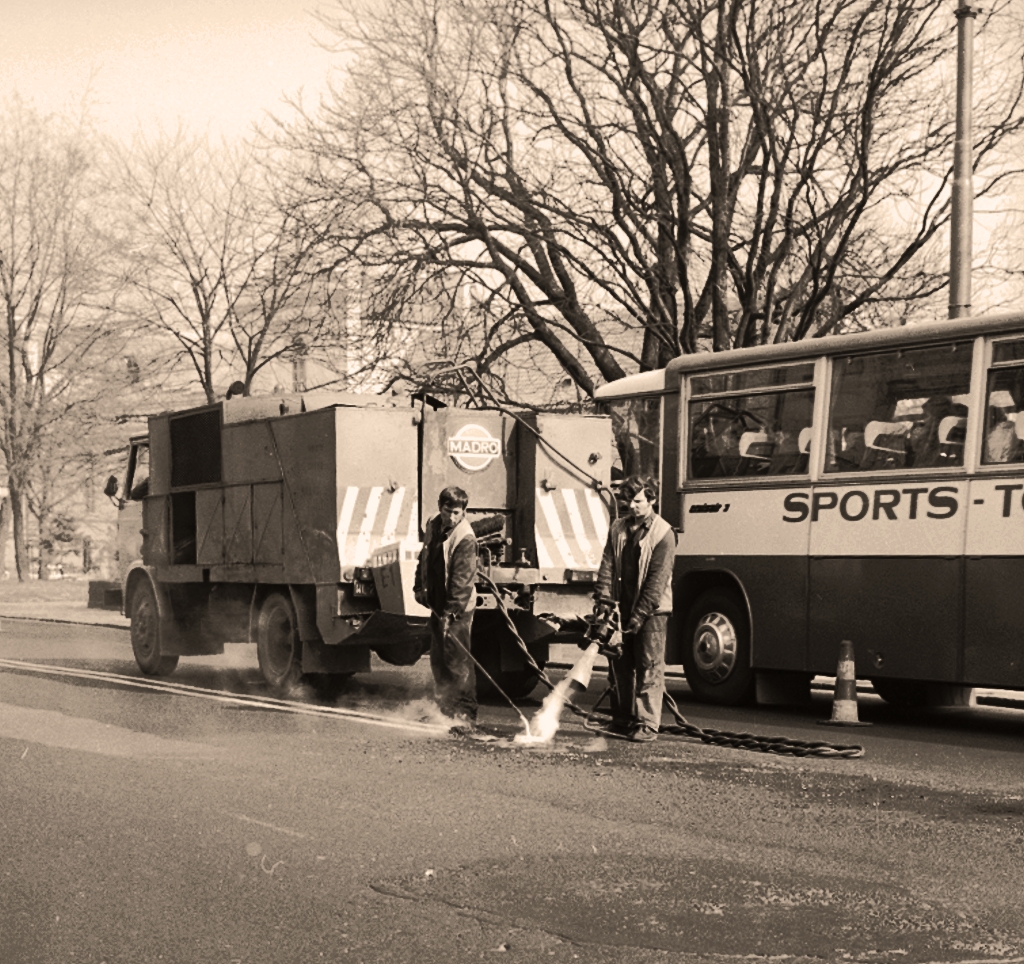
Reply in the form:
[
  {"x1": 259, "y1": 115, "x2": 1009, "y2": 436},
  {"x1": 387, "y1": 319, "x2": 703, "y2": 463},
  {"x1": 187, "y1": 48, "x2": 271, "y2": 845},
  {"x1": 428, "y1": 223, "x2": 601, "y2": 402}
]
[{"x1": 949, "y1": 0, "x2": 977, "y2": 319}]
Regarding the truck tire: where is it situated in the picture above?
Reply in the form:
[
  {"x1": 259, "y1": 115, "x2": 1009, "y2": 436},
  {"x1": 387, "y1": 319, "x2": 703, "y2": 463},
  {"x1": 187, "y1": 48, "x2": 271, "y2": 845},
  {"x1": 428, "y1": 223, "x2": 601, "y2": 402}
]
[
  {"x1": 307, "y1": 673, "x2": 355, "y2": 701},
  {"x1": 257, "y1": 592, "x2": 303, "y2": 694},
  {"x1": 471, "y1": 611, "x2": 543, "y2": 702},
  {"x1": 681, "y1": 588, "x2": 754, "y2": 706},
  {"x1": 473, "y1": 651, "x2": 540, "y2": 702},
  {"x1": 130, "y1": 580, "x2": 179, "y2": 677}
]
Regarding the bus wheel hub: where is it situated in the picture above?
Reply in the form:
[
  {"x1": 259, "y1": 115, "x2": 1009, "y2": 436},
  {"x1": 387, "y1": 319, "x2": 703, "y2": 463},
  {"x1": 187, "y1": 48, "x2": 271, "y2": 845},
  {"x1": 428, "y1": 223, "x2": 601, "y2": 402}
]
[{"x1": 693, "y1": 612, "x2": 737, "y2": 683}]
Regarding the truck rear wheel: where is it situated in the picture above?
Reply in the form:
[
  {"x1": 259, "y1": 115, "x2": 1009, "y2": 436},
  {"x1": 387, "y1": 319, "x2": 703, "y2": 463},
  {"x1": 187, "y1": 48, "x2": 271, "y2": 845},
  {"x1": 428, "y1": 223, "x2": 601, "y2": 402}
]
[
  {"x1": 471, "y1": 611, "x2": 543, "y2": 702},
  {"x1": 257, "y1": 592, "x2": 303, "y2": 694},
  {"x1": 130, "y1": 580, "x2": 179, "y2": 677},
  {"x1": 681, "y1": 588, "x2": 754, "y2": 705}
]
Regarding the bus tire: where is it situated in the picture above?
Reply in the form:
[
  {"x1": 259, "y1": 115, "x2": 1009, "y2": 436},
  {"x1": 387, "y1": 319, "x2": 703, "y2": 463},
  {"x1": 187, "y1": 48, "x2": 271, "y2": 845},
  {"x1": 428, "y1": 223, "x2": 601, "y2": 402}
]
[
  {"x1": 130, "y1": 580, "x2": 179, "y2": 677},
  {"x1": 257, "y1": 592, "x2": 304, "y2": 694},
  {"x1": 681, "y1": 588, "x2": 754, "y2": 706}
]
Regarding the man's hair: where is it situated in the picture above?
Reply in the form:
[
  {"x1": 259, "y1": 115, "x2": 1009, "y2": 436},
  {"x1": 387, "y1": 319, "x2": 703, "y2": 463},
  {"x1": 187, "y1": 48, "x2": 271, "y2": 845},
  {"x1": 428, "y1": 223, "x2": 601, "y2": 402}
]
[
  {"x1": 438, "y1": 486, "x2": 469, "y2": 510},
  {"x1": 620, "y1": 475, "x2": 658, "y2": 505}
]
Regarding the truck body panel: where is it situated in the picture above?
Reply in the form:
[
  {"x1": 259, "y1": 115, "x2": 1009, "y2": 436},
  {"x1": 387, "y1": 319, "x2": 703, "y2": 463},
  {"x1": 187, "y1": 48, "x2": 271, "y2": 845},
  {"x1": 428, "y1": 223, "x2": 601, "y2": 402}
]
[{"x1": 114, "y1": 390, "x2": 613, "y2": 692}]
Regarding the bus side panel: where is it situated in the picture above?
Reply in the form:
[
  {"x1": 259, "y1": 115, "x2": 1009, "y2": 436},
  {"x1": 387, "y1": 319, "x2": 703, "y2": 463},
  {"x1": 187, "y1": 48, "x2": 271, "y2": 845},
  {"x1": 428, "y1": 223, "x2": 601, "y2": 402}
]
[
  {"x1": 808, "y1": 557, "x2": 962, "y2": 680},
  {"x1": 964, "y1": 476, "x2": 1024, "y2": 687},
  {"x1": 964, "y1": 559, "x2": 1024, "y2": 686},
  {"x1": 678, "y1": 488, "x2": 811, "y2": 671},
  {"x1": 807, "y1": 481, "x2": 968, "y2": 682}
]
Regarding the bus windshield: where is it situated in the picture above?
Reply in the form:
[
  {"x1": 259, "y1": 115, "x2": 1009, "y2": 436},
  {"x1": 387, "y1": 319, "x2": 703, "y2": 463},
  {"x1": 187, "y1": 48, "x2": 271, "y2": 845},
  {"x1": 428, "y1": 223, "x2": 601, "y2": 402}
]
[{"x1": 597, "y1": 396, "x2": 661, "y2": 484}]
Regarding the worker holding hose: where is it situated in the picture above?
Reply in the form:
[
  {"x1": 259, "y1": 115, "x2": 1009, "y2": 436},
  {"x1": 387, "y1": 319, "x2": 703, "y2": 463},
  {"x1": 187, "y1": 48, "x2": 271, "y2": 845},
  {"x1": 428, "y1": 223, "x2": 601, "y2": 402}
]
[
  {"x1": 414, "y1": 486, "x2": 479, "y2": 728},
  {"x1": 594, "y1": 476, "x2": 676, "y2": 742}
]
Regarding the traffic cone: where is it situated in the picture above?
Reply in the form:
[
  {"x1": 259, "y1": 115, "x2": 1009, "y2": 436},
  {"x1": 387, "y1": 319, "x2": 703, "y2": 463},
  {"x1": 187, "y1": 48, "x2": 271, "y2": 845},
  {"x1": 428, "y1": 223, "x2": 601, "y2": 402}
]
[{"x1": 819, "y1": 640, "x2": 871, "y2": 727}]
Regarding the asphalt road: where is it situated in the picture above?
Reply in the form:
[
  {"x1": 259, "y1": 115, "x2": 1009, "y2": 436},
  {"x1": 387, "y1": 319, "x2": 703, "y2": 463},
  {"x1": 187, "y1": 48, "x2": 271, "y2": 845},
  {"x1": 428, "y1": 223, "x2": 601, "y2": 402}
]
[{"x1": 2, "y1": 618, "x2": 1024, "y2": 964}]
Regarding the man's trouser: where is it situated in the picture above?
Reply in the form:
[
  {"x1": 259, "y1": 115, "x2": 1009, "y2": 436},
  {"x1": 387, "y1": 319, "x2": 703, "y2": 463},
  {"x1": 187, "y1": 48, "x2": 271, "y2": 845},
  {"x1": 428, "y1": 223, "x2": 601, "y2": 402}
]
[
  {"x1": 608, "y1": 612, "x2": 668, "y2": 730},
  {"x1": 429, "y1": 611, "x2": 477, "y2": 722}
]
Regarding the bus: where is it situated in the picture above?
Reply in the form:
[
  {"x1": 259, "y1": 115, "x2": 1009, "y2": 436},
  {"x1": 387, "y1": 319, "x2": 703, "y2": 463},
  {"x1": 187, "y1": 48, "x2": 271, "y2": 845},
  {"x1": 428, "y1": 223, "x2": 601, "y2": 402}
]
[{"x1": 594, "y1": 310, "x2": 1024, "y2": 707}]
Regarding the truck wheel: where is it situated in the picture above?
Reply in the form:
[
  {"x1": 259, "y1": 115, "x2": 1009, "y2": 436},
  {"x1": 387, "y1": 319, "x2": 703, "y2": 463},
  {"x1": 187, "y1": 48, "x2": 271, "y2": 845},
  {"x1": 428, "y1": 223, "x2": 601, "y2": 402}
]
[
  {"x1": 681, "y1": 588, "x2": 754, "y2": 705},
  {"x1": 473, "y1": 655, "x2": 540, "y2": 702},
  {"x1": 130, "y1": 581, "x2": 179, "y2": 676},
  {"x1": 307, "y1": 673, "x2": 355, "y2": 701},
  {"x1": 471, "y1": 613, "x2": 543, "y2": 702},
  {"x1": 257, "y1": 592, "x2": 303, "y2": 694}
]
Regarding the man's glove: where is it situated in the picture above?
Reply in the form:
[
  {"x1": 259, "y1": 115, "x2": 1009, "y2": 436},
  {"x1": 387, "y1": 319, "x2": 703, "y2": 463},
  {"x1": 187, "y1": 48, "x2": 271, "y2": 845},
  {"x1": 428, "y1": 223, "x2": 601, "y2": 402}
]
[
  {"x1": 414, "y1": 589, "x2": 428, "y2": 607},
  {"x1": 624, "y1": 614, "x2": 645, "y2": 636},
  {"x1": 592, "y1": 597, "x2": 614, "y2": 619}
]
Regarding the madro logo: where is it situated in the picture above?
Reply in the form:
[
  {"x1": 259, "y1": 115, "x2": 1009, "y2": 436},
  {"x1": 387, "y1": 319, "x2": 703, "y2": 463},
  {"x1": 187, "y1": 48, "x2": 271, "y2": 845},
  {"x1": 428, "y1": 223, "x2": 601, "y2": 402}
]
[{"x1": 447, "y1": 424, "x2": 501, "y2": 472}]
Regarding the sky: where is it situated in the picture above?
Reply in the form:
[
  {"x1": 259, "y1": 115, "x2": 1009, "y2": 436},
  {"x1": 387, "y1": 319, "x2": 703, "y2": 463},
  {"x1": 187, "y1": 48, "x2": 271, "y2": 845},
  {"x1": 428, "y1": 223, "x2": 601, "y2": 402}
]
[{"x1": 1, "y1": 0, "x2": 341, "y2": 140}]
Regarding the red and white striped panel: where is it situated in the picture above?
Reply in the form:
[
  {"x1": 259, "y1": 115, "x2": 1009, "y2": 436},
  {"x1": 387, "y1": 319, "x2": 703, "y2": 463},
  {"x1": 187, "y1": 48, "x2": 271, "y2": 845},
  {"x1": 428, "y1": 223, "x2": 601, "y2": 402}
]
[
  {"x1": 534, "y1": 487, "x2": 609, "y2": 570},
  {"x1": 337, "y1": 486, "x2": 420, "y2": 568}
]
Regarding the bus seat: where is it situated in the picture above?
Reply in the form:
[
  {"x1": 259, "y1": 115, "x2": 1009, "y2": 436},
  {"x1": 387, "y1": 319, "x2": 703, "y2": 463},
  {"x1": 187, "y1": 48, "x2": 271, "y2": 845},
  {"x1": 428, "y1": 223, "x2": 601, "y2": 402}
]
[
  {"x1": 1016, "y1": 412, "x2": 1024, "y2": 440},
  {"x1": 739, "y1": 432, "x2": 772, "y2": 459},
  {"x1": 938, "y1": 416, "x2": 967, "y2": 445},
  {"x1": 862, "y1": 420, "x2": 912, "y2": 469},
  {"x1": 937, "y1": 415, "x2": 967, "y2": 466},
  {"x1": 798, "y1": 427, "x2": 812, "y2": 454},
  {"x1": 864, "y1": 420, "x2": 912, "y2": 452}
]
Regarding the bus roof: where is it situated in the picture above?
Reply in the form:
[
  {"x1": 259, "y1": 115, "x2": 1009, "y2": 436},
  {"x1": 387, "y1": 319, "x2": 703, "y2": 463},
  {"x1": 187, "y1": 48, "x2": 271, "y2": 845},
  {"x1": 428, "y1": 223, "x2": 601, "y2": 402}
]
[
  {"x1": 598, "y1": 309, "x2": 1024, "y2": 392},
  {"x1": 594, "y1": 369, "x2": 667, "y2": 399}
]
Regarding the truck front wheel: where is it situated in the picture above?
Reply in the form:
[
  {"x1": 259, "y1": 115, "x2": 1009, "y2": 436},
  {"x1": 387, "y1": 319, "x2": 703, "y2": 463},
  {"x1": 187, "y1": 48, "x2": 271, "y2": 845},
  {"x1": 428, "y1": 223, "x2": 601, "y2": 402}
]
[
  {"x1": 130, "y1": 581, "x2": 179, "y2": 676},
  {"x1": 257, "y1": 592, "x2": 303, "y2": 694}
]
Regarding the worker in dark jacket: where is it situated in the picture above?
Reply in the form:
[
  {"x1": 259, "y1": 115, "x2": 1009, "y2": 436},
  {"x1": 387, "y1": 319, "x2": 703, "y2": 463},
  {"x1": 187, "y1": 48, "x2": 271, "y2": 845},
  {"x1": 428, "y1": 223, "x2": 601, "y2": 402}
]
[
  {"x1": 594, "y1": 476, "x2": 676, "y2": 742},
  {"x1": 414, "y1": 486, "x2": 479, "y2": 725}
]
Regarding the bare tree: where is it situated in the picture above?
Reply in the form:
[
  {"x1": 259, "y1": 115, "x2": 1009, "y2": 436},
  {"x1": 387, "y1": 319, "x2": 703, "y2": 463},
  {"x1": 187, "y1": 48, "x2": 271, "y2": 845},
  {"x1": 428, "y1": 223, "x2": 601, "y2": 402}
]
[
  {"x1": 116, "y1": 131, "x2": 341, "y2": 403},
  {"x1": 0, "y1": 96, "x2": 126, "y2": 580},
  {"x1": 287, "y1": 0, "x2": 1024, "y2": 399}
]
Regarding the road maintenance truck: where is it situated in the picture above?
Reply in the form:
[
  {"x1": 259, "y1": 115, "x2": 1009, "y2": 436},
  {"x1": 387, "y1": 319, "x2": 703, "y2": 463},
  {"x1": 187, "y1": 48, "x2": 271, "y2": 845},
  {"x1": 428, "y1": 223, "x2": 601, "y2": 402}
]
[{"x1": 106, "y1": 389, "x2": 613, "y2": 698}]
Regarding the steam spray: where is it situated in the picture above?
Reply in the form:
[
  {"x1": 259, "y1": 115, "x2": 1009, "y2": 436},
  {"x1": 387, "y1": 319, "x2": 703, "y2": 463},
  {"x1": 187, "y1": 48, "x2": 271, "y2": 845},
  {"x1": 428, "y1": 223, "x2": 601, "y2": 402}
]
[{"x1": 514, "y1": 642, "x2": 602, "y2": 745}]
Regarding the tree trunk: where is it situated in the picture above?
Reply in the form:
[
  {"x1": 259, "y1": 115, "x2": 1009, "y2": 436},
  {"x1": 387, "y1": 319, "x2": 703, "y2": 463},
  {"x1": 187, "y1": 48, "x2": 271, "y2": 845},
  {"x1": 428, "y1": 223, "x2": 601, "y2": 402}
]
[
  {"x1": 9, "y1": 484, "x2": 29, "y2": 581},
  {"x1": 0, "y1": 496, "x2": 8, "y2": 578},
  {"x1": 36, "y1": 507, "x2": 51, "y2": 580}
]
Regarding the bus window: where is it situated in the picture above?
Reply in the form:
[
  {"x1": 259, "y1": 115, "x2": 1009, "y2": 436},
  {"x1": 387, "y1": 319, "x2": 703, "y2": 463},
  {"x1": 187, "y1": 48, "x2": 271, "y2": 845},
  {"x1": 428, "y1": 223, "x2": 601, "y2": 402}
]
[
  {"x1": 688, "y1": 386, "x2": 815, "y2": 479},
  {"x1": 825, "y1": 341, "x2": 973, "y2": 473},
  {"x1": 982, "y1": 338, "x2": 1024, "y2": 464},
  {"x1": 598, "y1": 396, "x2": 661, "y2": 484}
]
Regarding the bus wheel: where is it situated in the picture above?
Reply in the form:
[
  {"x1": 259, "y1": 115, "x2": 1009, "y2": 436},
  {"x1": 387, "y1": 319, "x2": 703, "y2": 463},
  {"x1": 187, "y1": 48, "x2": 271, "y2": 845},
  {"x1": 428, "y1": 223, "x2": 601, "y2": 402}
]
[
  {"x1": 257, "y1": 592, "x2": 303, "y2": 694},
  {"x1": 681, "y1": 588, "x2": 754, "y2": 705},
  {"x1": 130, "y1": 580, "x2": 179, "y2": 676},
  {"x1": 869, "y1": 677, "x2": 929, "y2": 707}
]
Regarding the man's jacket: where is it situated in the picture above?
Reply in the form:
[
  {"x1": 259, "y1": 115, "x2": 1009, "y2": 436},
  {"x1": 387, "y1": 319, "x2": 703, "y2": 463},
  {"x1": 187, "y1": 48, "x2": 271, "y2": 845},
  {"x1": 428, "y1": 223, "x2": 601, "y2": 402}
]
[
  {"x1": 414, "y1": 515, "x2": 478, "y2": 616},
  {"x1": 595, "y1": 513, "x2": 675, "y2": 622}
]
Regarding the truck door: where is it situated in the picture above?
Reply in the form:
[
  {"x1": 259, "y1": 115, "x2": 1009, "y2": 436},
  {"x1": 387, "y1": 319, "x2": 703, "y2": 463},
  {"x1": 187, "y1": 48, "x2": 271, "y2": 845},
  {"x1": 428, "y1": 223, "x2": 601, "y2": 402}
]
[{"x1": 115, "y1": 439, "x2": 149, "y2": 585}]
